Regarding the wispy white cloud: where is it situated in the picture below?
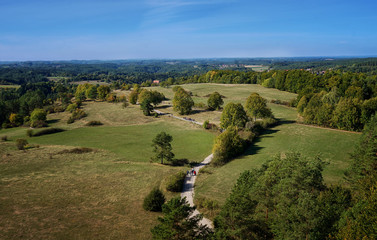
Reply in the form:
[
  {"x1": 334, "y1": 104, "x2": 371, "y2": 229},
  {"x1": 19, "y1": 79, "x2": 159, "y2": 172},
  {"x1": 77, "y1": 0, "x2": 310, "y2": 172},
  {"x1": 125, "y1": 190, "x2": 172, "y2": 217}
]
[{"x1": 141, "y1": 0, "x2": 236, "y2": 27}]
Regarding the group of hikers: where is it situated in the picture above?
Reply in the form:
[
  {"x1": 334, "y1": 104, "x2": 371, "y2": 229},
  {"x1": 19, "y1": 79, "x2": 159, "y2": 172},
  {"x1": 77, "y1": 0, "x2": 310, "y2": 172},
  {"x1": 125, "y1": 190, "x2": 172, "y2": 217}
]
[{"x1": 187, "y1": 168, "x2": 197, "y2": 176}]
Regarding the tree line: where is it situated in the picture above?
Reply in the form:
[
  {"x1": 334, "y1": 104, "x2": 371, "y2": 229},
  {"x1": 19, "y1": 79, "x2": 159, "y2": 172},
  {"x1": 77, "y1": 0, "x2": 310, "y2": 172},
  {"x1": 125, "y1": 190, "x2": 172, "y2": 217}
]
[{"x1": 167, "y1": 69, "x2": 377, "y2": 131}]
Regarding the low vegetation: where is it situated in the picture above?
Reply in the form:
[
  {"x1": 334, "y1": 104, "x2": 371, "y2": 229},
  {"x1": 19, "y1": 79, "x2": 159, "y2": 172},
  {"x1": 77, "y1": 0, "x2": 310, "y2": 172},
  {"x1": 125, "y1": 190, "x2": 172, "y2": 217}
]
[
  {"x1": 85, "y1": 120, "x2": 103, "y2": 126},
  {"x1": 15, "y1": 138, "x2": 28, "y2": 150},
  {"x1": 165, "y1": 171, "x2": 186, "y2": 192},
  {"x1": 143, "y1": 188, "x2": 166, "y2": 212},
  {"x1": 28, "y1": 127, "x2": 65, "y2": 137}
]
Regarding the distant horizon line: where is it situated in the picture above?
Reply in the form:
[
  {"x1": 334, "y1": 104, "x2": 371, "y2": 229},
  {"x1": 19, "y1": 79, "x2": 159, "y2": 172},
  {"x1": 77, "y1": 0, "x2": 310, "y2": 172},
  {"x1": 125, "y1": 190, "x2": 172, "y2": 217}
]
[{"x1": 1, "y1": 55, "x2": 377, "y2": 63}]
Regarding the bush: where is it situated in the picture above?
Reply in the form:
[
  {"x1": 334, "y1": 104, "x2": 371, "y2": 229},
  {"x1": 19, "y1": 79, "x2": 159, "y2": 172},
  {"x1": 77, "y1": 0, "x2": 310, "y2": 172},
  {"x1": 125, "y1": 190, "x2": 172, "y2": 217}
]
[
  {"x1": 2, "y1": 122, "x2": 11, "y2": 129},
  {"x1": 166, "y1": 171, "x2": 186, "y2": 192},
  {"x1": 57, "y1": 147, "x2": 94, "y2": 154},
  {"x1": 30, "y1": 120, "x2": 47, "y2": 128},
  {"x1": 32, "y1": 128, "x2": 65, "y2": 137},
  {"x1": 143, "y1": 188, "x2": 166, "y2": 212},
  {"x1": 26, "y1": 129, "x2": 33, "y2": 137},
  {"x1": 194, "y1": 102, "x2": 207, "y2": 109},
  {"x1": 30, "y1": 108, "x2": 47, "y2": 122},
  {"x1": 1, "y1": 135, "x2": 8, "y2": 141},
  {"x1": 203, "y1": 120, "x2": 210, "y2": 129},
  {"x1": 171, "y1": 158, "x2": 189, "y2": 166},
  {"x1": 255, "y1": 117, "x2": 278, "y2": 129},
  {"x1": 196, "y1": 197, "x2": 219, "y2": 210},
  {"x1": 72, "y1": 109, "x2": 87, "y2": 120},
  {"x1": 85, "y1": 121, "x2": 103, "y2": 126},
  {"x1": 67, "y1": 117, "x2": 74, "y2": 124},
  {"x1": 66, "y1": 103, "x2": 78, "y2": 113},
  {"x1": 16, "y1": 138, "x2": 28, "y2": 150},
  {"x1": 122, "y1": 101, "x2": 129, "y2": 108}
]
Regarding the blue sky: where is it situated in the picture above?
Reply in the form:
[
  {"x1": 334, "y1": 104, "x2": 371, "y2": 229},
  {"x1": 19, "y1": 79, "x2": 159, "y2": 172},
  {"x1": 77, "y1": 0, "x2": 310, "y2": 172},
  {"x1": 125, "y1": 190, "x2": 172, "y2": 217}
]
[{"x1": 1, "y1": 0, "x2": 377, "y2": 60}]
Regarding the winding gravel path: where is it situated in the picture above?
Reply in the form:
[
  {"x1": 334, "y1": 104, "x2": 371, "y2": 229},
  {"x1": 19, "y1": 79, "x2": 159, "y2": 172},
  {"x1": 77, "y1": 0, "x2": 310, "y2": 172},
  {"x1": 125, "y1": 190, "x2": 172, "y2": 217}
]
[
  {"x1": 155, "y1": 108, "x2": 214, "y2": 228},
  {"x1": 181, "y1": 154, "x2": 214, "y2": 229}
]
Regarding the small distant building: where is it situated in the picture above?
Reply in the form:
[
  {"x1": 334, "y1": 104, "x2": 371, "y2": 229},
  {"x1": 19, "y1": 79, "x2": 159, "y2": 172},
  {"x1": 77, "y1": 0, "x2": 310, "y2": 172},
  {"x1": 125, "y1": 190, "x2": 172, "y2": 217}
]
[{"x1": 153, "y1": 80, "x2": 160, "y2": 84}]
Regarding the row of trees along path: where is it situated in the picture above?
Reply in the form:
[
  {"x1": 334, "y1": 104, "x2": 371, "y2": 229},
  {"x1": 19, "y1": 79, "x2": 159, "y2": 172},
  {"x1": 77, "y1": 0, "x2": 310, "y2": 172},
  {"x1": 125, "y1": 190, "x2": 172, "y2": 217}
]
[{"x1": 155, "y1": 108, "x2": 214, "y2": 229}]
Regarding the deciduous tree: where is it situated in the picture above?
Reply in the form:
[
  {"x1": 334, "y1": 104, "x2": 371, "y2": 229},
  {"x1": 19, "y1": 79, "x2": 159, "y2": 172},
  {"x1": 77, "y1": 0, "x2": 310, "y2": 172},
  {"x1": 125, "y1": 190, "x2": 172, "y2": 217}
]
[
  {"x1": 220, "y1": 102, "x2": 247, "y2": 129},
  {"x1": 173, "y1": 88, "x2": 194, "y2": 115},
  {"x1": 245, "y1": 92, "x2": 272, "y2": 121},
  {"x1": 207, "y1": 92, "x2": 223, "y2": 110}
]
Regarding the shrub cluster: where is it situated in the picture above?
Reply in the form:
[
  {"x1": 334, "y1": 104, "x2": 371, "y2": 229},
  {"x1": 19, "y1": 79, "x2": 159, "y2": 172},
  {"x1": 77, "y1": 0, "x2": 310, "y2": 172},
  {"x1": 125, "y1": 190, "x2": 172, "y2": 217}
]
[
  {"x1": 16, "y1": 138, "x2": 28, "y2": 150},
  {"x1": 166, "y1": 171, "x2": 186, "y2": 192},
  {"x1": 57, "y1": 147, "x2": 94, "y2": 154},
  {"x1": 67, "y1": 109, "x2": 87, "y2": 124},
  {"x1": 1, "y1": 135, "x2": 8, "y2": 141},
  {"x1": 143, "y1": 188, "x2": 166, "y2": 212},
  {"x1": 85, "y1": 121, "x2": 103, "y2": 126}
]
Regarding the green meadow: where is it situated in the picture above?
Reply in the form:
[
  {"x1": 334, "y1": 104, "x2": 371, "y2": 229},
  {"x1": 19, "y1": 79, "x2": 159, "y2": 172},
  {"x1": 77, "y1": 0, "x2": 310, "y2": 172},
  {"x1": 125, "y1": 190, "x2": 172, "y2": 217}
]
[{"x1": 0, "y1": 83, "x2": 360, "y2": 238}]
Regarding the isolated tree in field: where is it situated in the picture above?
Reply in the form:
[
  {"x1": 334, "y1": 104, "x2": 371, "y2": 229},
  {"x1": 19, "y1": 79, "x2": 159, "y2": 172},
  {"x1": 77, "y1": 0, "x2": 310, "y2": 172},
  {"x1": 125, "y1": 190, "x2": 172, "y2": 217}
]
[
  {"x1": 97, "y1": 85, "x2": 111, "y2": 101},
  {"x1": 151, "y1": 197, "x2": 212, "y2": 240},
  {"x1": 207, "y1": 92, "x2": 223, "y2": 110},
  {"x1": 245, "y1": 92, "x2": 272, "y2": 121},
  {"x1": 220, "y1": 102, "x2": 248, "y2": 129},
  {"x1": 173, "y1": 88, "x2": 194, "y2": 115},
  {"x1": 152, "y1": 132, "x2": 175, "y2": 164}
]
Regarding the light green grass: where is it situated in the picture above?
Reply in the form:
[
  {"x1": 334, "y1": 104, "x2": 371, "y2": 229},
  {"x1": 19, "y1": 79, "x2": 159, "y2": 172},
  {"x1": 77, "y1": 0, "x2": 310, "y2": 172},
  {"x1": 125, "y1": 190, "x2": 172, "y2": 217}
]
[
  {"x1": 149, "y1": 83, "x2": 297, "y2": 125},
  {"x1": 195, "y1": 121, "x2": 360, "y2": 207},
  {"x1": 149, "y1": 83, "x2": 297, "y2": 103},
  {"x1": 0, "y1": 84, "x2": 20, "y2": 89},
  {"x1": 2, "y1": 121, "x2": 214, "y2": 164}
]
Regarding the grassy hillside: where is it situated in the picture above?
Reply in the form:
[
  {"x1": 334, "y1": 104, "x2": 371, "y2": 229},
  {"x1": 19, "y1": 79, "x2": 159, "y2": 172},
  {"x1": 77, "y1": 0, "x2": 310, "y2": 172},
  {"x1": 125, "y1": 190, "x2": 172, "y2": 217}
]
[
  {"x1": 0, "y1": 100, "x2": 214, "y2": 240},
  {"x1": 0, "y1": 83, "x2": 360, "y2": 238},
  {"x1": 0, "y1": 143, "x2": 182, "y2": 240}
]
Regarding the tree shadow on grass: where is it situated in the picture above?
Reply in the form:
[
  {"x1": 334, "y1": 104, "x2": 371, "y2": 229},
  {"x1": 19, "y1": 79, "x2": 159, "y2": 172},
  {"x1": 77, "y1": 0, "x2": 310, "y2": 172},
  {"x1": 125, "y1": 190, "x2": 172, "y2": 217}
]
[
  {"x1": 46, "y1": 119, "x2": 60, "y2": 124},
  {"x1": 190, "y1": 109, "x2": 208, "y2": 115},
  {"x1": 154, "y1": 104, "x2": 171, "y2": 109}
]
